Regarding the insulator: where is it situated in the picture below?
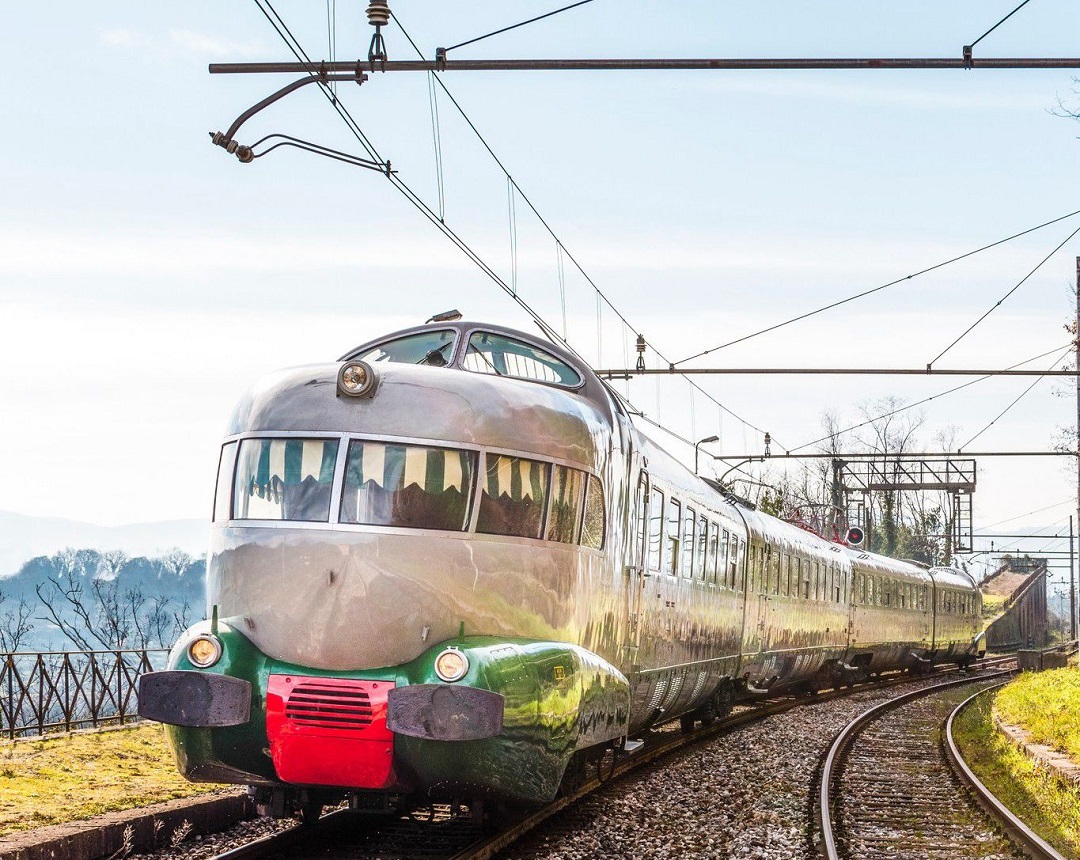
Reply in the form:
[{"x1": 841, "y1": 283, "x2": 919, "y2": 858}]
[{"x1": 366, "y1": 0, "x2": 390, "y2": 27}]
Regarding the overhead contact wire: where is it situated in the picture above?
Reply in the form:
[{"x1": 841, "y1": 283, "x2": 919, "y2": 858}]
[
  {"x1": 789, "y1": 342, "x2": 1073, "y2": 453},
  {"x1": 392, "y1": 10, "x2": 783, "y2": 449},
  {"x1": 442, "y1": 0, "x2": 598, "y2": 55},
  {"x1": 673, "y1": 208, "x2": 1080, "y2": 366},
  {"x1": 927, "y1": 221, "x2": 1080, "y2": 367}
]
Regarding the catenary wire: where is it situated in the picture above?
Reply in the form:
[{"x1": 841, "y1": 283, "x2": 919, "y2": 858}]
[
  {"x1": 978, "y1": 498, "x2": 1076, "y2": 531},
  {"x1": 673, "y1": 208, "x2": 1080, "y2": 366},
  {"x1": 789, "y1": 343, "x2": 1073, "y2": 453},
  {"x1": 442, "y1": 0, "x2": 598, "y2": 55},
  {"x1": 927, "y1": 221, "x2": 1080, "y2": 367},
  {"x1": 968, "y1": 0, "x2": 1037, "y2": 52},
  {"x1": 957, "y1": 346, "x2": 1072, "y2": 450},
  {"x1": 390, "y1": 10, "x2": 784, "y2": 448},
  {"x1": 253, "y1": 0, "x2": 588, "y2": 360}
]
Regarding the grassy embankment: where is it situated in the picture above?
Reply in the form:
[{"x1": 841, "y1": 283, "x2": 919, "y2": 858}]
[
  {"x1": 0, "y1": 723, "x2": 222, "y2": 838},
  {"x1": 952, "y1": 666, "x2": 1080, "y2": 858}
]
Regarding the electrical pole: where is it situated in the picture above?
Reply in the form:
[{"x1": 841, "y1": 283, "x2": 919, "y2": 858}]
[{"x1": 1074, "y1": 256, "x2": 1079, "y2": 642}]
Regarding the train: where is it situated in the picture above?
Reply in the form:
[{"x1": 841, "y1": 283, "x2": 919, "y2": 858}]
[{"x1": 138, "y1": 317, "x2": 985, "y2": 819}]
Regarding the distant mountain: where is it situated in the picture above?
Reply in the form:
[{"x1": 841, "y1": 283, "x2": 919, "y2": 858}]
[{"x1": 0, "y1": 510, "x2": 208, "y2": 579}]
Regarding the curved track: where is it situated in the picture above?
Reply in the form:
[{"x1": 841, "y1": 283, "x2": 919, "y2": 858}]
[
  {"x1": 819, "y1": 667, "x2": 1064, "y2": 860},
  {"x1": 198, "y1": 660, "x2": 1012, "y2": 860}
]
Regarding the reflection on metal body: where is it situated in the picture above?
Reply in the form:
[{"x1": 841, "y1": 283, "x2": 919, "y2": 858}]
[{"x1": 144, "y1": 319, "x2": 985, "y2": 808}]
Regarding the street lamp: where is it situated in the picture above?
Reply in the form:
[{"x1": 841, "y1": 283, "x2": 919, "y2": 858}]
[{"x1": 694, "y1": 435, "x2": 719, "y2": 475}]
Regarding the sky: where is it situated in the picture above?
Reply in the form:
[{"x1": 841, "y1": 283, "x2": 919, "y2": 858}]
[{"x1": 3, "y1": 1, "x2": 1080, "y2": 593}]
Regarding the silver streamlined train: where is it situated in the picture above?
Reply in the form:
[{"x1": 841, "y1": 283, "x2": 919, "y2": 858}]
[{"x1": 140, "y1": 318, "x2": 985, "y2": 811}]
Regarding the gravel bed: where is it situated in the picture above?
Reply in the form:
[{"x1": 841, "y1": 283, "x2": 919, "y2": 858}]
[
  {"x1": 127, "y1": 812, "x2": 294, "y2": 860},
  {"x1": 123, "y1": 671, "x2": 997, "y2": 860},
  {"x1": 499, "y1": 672, "x2": 996, "y2": 860}
]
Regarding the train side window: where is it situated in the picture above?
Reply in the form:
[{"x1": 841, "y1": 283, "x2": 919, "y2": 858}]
[
  {"x1": 681, "y1": 506, "x2": 696, "y2": 579},
  {"x1": 731, "y1": 535, "x2": 741, "y2": 590},
  {"x1": 770, "y1": 547, "x2": 781, "y2": 595},
  {"x1": 780, "y1": 553, "x2": 789, "y2": 596},
  {"x1": 867, "y1": 575, "x2": 876, "y2": 606},
  {"x1": 664, "y1": 497, "x2": 682, "y2": 575},
  {"x1": 802, "y1": 558, "x2": 811, "y2": 599},
  {"x1": 213, "y1": 441, "x2": 238, "y2": 522},
  {"x1": 581, "y1": 474, "x2": 606, "y2": 550},
  {"x1": 707, "y1": 521, "x2": 719, "y2": 584},
  {"x1": 546, "y1": 465, "x2": 585, "y2": 544},
  {"x1": 633, "y1": 474, "x2": 647, "y2": 569},
  {"x1": 476, "y1": 453, "x2": 550, "y2": 538},
  {"x1": 721, "y1": 527, "x2": 730, "y2": 587},
  {"x1": 834, "y1": 565, "x2": 842, "y2": 603},
  {"x1": 696, "y1": 513, "x2": 708, "y2": 580},
  {"x1": 647, "y1": 490, "x2": 664, "y2": 571}
]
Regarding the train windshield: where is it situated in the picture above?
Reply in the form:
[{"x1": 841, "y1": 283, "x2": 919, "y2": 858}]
[
  {"x1": 464, "y1": 332, "x2": 582, "y2": 387},
  {"x1": 341, "y1": 440, "x2": 477, "y2": 531},
  {"x1": 356, "y1": 330, "x2": 457, "y2": 367},
  {"x1": 232, "y1": 438, "x2": 338, "y2": 522}
]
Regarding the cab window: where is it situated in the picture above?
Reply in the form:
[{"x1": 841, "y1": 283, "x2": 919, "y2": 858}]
[
  {"x1": 356, "y1": 329, "x2": 457, "y2": 367},
  {"x1": 476, "y1": 453, "x2": 550, "y2": 539},
  {"x1": 463, "y1": 331, "x2": 582, "y2": 387}
]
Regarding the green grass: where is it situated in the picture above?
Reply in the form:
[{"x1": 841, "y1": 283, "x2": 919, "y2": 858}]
[
  {"x1": 981, "y1": 593, "x2": 1007, "y2": 626},
  {"x1": 0, "y1": 723, "x2": 223, "y2": 837},
  {"x1": 953, "y1": 689, "x2": 1080, "y2": 858},
  {"x1": 994, "y1": 667, "x2": 1080, "y2": 762}
]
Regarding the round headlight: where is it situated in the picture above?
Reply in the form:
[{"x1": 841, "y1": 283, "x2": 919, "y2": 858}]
[
  {"x1": 337, "y1": 361, "x2": 376, "y2": 398},
  {"x1": 188, "y1": 635, "x2": 223, "y2": 668},
  {"x1": 434, "y1": 648, "x2": 469, "y2": 683}
]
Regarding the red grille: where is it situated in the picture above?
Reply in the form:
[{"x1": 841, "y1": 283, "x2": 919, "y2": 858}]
[
  {"x1": 284, "y1": 681, "x2": 374, "y2": 730},
  {"x1": 266, "y1": 675, "x2": 396, "y2": 789}
]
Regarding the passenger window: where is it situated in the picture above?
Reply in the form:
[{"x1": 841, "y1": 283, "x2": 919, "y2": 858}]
[
  {"x1": 719, "y1": 528, "x2": 730, "y2": 586},
  {"x1": 780, "y1": 553, "x2": 790, "y2": 596},
  {"x1": 633, "y1": 475, "x2": 647, "y2": 568},
  {"x1": 476, "y1": 453, "x2": 550, "y2": 539},
  {"x1": 581, "y1": 474, "x2": 605, "y2": 550},
  {"x1": 770, "y1": 547, "x2": 781, "y2": 595},
  {"x1": 696, "y1": 513, "x2": 708, "y2": 580},
  {"x1": 546, "y1": 465, "x2": 584, "y2": 544},
  {"x1": 647, "y1": 490, "x2": 664, "y2": 571},
  {"x1": 664, "y1": 497, "x2": 682, "y2": 575},
  {"x1": 730, "y1": 535, "x2": 741, "y2": 589},
  {"x1": 682, "y1": 506, "x2": 696, "y2": 579},
  {"x1": 707, "y1": 522, "x2": 720, "y2": 584}
]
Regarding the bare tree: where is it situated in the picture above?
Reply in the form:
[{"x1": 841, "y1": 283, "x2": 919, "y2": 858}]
[
  {"x1": 157, "y1": 549, "x2": 194, "y2": 579},
  {"x1": 0, "y1": 589, "x2": 34, "y2": 652},
  {"x1": 96, "y1": 549, "x2": 129, "y2": 582}
]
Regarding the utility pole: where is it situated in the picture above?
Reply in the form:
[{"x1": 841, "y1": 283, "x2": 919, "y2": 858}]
[
  {"x1": 1074, "y1": 256, "x2": 1079, "y2": 642},
  {"x1": 1071, "y1": 516, "x2": 1076, "y2": 642}
]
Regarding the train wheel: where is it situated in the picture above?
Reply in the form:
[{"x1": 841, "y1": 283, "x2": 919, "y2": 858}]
[
  {"x1": 714, "y1": 682, "x2": 735, "y2": 717},
  {"x1": 680, "y1": 714, "x2": 696, "y2": 734},
  {"x1": 298, "y1": 801, "x2": 322, "y2": 827},
  {"x1": 699, "y1": 701, "x2": 717, "y2": 726}
]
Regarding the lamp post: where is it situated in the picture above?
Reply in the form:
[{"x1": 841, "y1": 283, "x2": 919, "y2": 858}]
[{"x1": 694, "y1": 435, "x2": 719, "y2": 475}]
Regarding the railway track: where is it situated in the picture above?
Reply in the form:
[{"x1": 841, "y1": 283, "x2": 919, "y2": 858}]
[
  {"x1": 197, "y1": 659, "x2": 1014, "y2": 860},
  {"x1": 818, "y1": 665, "x2": 1066, "y2": 860}
]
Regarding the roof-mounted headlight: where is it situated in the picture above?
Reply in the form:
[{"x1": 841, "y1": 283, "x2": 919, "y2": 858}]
[
  {"x1": 188, "y1": 634, "x2": 223, "y2": 668},
  {"x1": 434, "y1": 647, "x2": 469, "y2": 682},
  {"x1": 337, "y1": 360, "x2": 377, "y2": 398}
]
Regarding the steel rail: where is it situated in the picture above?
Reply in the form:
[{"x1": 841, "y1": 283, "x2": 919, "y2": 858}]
[
  {"x1": 202, "y1": 659, "x2": 1014, "y2": 860},
  {"x1": 209, "y1": 58, "x2": 1080, "y2": 74},
  {"x1": 818, "y1": 670, "x2": 1013, "y2": 860},
  {"x1": 945, "y1": 687, "x2": 1071, "y2": 860}
]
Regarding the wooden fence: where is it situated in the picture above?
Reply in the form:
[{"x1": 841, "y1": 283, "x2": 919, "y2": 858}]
[{"x1": 1, "y1": 649, "x2": 169, "y2": 738}]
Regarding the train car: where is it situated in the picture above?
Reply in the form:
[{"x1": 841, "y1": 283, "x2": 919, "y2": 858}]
[{"x1": 139, "y1": 318, "x2": 984, "y2": 818}]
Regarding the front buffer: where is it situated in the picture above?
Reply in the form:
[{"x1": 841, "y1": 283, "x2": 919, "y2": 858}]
[{"x1": 139, "y1": 621, "x2": 631, "y2": 807}]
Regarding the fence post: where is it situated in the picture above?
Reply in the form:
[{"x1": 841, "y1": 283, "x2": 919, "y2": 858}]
[{"x1": 5, "y1": 654, "x2": 13, "y2": 740}]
